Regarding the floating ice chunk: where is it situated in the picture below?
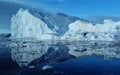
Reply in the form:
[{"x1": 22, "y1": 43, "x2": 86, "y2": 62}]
[{"x1": 42, "y1": 65, "x2": 53, "y2": 71}]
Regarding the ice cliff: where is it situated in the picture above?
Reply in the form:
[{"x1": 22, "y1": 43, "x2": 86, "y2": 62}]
[{"x1": 11, "y1": 8, "x2": 58, "y2": 40}]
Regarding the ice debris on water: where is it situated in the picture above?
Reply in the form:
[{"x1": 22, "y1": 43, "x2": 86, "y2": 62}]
[{"x1": 42, "y1": 65, "x2": 53, "y2": 71}]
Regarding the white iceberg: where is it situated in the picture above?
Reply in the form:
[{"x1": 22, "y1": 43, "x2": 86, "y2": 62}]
[{"x1": 11, "y1": 8, "x2": 58, "y2": 41}]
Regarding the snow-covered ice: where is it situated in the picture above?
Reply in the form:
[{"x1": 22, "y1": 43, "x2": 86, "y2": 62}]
[{"x1": 62, "y1": 20, "x2": 120, "y2": 41}]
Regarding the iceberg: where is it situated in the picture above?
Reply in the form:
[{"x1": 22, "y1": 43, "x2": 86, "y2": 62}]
[
  {"x1": 11, "y1": 8, "x2": 89, "y2": 41},
  {"x1": 11, "y1": 8, "x2": 58, "y2": 41},
  {"x1": 62, "y1": 20, "x2": 120, "y2": 41}
]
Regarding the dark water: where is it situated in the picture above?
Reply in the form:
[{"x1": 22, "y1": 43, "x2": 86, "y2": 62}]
[
  {"x1": 0, "y1": 41, "x2": 120, "y2": 75},
  {"x1": 19, "y1": 56, "x2": 120, "y2": 75}
]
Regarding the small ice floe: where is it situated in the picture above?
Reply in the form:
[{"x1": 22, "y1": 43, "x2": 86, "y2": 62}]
[
  {"x1": 42, "y1": 65, "x2": 53, "y2": 71},
  {"x1": 28, "y1": 65, "x2": 35, "y2": 69}
]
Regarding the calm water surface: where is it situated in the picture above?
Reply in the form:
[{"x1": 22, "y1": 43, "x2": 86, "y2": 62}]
[{"x1": 0, "y1": 41, "x2": 120, "y2": 75}]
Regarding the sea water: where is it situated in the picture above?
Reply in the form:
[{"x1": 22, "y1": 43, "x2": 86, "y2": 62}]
[{"x1": 0, "y1": 40, "x2": 120, "y2": 75}]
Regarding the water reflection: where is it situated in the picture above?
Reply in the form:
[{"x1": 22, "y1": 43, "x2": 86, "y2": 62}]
[
  {"x1": 10, "y1": 41, "x2": 120, "y2": 67},
  {"x1": 11, "y1": 42, "x2": 49, "y2": 67}
]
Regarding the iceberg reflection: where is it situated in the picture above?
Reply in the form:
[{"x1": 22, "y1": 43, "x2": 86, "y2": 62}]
[{"x1": 10, "y1": 41, "x2": 120, "y2": 67}]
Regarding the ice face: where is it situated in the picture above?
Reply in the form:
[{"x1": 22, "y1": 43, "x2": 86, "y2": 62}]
[{"x1": 11, "y1": 8, "x2": 58, "y2": 41}]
